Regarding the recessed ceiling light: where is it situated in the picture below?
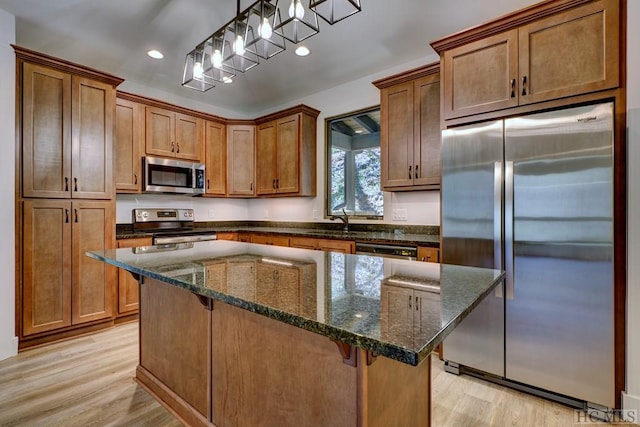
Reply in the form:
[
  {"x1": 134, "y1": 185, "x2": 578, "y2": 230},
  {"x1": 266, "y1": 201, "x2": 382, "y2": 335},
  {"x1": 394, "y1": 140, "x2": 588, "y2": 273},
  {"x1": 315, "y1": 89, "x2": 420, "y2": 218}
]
[
  {"x1": 222, "y1": 76, "x2": 233, "y2": 84},
  {"x1": 295, "y1": 46, "x2": 310, "y2": 57},
  {"x1": 147, "y1": 50, "x2": 164, "y2": 59}
]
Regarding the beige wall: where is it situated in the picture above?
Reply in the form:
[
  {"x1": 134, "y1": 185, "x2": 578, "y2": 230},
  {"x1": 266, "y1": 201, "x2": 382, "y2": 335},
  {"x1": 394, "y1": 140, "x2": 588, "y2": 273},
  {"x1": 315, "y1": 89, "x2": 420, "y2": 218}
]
[{"x1": 0, "y1": 8, "x2": 16, "y2": 360}]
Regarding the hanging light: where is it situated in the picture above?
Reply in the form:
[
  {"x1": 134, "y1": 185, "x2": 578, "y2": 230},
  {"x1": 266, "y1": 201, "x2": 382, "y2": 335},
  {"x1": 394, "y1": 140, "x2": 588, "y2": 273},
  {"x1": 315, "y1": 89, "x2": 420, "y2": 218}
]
[
  {"x1": 309, "y1": 0, "x2": 361, "y2": 25},
  {"x1": 182, "y1": 44, "x2": 215, "y2": 91},
  {"x1": 245, "y1": 0, "x2": 286, "y2": 59},
  {"x1": 182, "y1": 0, "x2": 362, "y2": 92},
  {"x1": 273, "y1": 0, "x2": 319, "y2": 44}
]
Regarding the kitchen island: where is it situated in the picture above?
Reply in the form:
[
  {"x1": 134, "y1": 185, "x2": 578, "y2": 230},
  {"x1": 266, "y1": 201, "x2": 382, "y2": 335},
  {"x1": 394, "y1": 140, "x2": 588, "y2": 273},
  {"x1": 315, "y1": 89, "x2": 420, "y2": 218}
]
[{"x1": 88, "y1": 240, "x2": 503, "y2": 427}]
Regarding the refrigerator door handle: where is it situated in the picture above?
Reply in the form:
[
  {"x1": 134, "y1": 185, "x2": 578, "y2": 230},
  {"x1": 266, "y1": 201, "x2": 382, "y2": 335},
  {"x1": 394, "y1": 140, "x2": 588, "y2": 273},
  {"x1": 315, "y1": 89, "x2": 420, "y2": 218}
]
[
  {"x1": 505, "y1": 160, "x2": 515, "y2": 299},
  {"x1": 494, "y1": 161, "x2": 503, "y2": 298}
]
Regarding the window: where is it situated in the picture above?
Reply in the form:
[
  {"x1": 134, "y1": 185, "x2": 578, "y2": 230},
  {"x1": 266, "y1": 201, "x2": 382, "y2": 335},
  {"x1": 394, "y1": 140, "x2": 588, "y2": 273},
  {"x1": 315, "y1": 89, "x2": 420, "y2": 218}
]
[{"x1": 326, "y1": 106, "x2": 383, "y2": 218}]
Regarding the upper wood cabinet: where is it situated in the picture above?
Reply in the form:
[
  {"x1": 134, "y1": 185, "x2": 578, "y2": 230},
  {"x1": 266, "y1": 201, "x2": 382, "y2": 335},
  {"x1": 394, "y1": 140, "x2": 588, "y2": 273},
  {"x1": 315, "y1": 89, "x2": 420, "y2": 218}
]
[
  {"x1": 432, "y1": 0, "x2": 620, "y2": 120},
  {"x1": 204, "y1": 120, "x2": 227, "y2": 196},
  {"x1": 21, "y1": 61, "x2": 116, "y2": 200},
  {"x1": 145, "y1": 106, "x2": 204, "y2": 161},
  {"x1": 115, "y1": 97, "x2": 143, "y2": 193},
  {"x1": 227, "y1": 124, "x2": 256, "y2": 196},
  {"x1": 374, "y1": 64, "x2": 441, "y2": 191},
  {"x1": 255, "y1": 107, "x2": 319, "y2": 197}
]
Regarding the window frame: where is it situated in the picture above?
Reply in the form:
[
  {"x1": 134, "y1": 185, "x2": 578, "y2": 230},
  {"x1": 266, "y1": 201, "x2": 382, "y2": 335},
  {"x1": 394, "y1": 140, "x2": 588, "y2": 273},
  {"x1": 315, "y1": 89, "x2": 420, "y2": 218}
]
[{"x1": 324, "y1": 105, "x2": 383, "y2": 220}]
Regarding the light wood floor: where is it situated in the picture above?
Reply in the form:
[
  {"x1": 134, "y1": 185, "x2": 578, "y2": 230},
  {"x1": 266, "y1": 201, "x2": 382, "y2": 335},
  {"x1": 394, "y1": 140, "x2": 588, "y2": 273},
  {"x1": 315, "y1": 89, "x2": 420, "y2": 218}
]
[{"x1": 0, "y1": 323, "x2": 627, "y2": 426}]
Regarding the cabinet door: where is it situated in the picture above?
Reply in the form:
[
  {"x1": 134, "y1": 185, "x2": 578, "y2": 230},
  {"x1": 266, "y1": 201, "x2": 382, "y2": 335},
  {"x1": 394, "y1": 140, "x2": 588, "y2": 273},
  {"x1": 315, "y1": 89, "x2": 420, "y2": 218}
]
[
  {"x1": 414, "y1": 75, "x2": 441, "y2": 187},
  {"x1": 22, "y1": 62, "x2": 72, "y2": 198},
  {"x1": 276, "y1": 115, "x2": 300, "y2": 194},
  {"x1": 317, "y1": 239, "x2": 354, "y2": 254},
  {"x1": 205, "y1": 262, "x2": 227, "y2": 292},
  {"x1": 116, "y1": 237, "x2": 151, "y2": 314},
  {"x1": 442, "y1": 30, "x2": 519, "y2": 119},
  {"x1": 414, "y1": 290, "x2": 442, "y2": 346},
  {"x1": 22, "y1": 200, "x2": 72, "y2": 336},
  {"x1": 256, "y1": 121, "x2": 278, "y2": 195},
  {"x1": 145, "y1": 106, "x2": 175, "y2": 157},
  {"x1": 115, "y1": 98, "x2": 142, "y2": 193},
  {"x1": 518, "y1": 0, "x2": 618, "y2": 105},
  {"x1": 289, "y1": 237, "x2": 319, "y2": 250},
  {"x1": 417, "y1": 247, "x2": 439, "y2": 263},
  {"x1": 71, "y1": 201, "x2": 115, "y2": 324},
  {"x1": 71, "y1": 77, "x2": 114, "y2": 199},
  {"x1": 216, "y1": 232, "x2": 238, "y2": 241},
  {"x1": 227, "y1": 125, "x2": 256, "y2": 196},
  {"x1": 250, "y1": 233, "x2": 290, "y2": 247},
  {"x1": 380, "y1": 81, "x2": 414, "y2": 189},
  {"x1": 204, "y1": 120, "x2": 227, "y2": 196},
  {"x1": 380, "y1": 285, "x2": 413, "y2": 344},
  {"x1": 175, "y1": 113, "x2": 204, "y2": 161}
]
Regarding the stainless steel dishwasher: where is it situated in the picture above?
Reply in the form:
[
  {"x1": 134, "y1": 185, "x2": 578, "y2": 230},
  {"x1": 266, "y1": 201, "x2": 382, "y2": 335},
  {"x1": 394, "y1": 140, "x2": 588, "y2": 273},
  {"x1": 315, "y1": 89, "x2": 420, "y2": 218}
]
[{"x1": 354, "y1": 242, "x2": 417, "y2": 260}]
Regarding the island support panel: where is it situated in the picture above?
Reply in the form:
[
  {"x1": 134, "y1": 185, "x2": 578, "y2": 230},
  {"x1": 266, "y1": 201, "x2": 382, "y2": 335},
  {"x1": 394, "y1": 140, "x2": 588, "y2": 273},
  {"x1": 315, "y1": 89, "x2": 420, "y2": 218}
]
[{"x1": 135, "y1": 278, "x2": 431, "y2": 427}]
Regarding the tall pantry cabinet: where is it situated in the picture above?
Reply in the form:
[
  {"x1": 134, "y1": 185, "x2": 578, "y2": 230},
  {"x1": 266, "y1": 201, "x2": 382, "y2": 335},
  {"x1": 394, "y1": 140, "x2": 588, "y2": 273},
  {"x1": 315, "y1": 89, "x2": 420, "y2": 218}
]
[{"x1": 14, "y1": 46, "x2": 123, "y2": 348}]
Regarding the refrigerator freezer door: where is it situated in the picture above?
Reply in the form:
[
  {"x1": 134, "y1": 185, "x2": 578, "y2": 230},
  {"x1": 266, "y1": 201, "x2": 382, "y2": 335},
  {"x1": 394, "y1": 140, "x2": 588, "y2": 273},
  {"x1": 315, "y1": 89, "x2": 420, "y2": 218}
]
[
  {"x1": 441, "y1": 120, "x2": 505, "y2": 377},
  {"x1": 504, "y1": 102, "x2": 614, "y2": 407}
]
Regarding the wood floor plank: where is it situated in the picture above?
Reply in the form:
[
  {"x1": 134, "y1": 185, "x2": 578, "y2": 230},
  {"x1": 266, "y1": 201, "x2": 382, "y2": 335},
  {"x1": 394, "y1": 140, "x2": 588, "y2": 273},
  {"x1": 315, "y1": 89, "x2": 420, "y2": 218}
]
[{"x1": 0, "y1": 322, "x2": 630, "y2": 426}]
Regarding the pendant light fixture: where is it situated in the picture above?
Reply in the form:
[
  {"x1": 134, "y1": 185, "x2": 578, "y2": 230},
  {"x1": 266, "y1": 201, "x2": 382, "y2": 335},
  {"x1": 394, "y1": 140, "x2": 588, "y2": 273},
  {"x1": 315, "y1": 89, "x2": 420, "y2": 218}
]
[
  {"x1": 182, "y1": 0, "x2": 363, "y2": 92},
  {"x1": 272, "y1": 0, "x2": 320, "y2": 44},
  {"x1": 310, "y1": 0, "x2": 361, "y2": 25}
]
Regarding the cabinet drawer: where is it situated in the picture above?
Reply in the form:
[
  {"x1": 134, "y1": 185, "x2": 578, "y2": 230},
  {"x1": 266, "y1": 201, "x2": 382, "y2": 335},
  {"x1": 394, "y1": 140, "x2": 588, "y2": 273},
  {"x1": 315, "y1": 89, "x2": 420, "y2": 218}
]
[{"x1": 250, "y1": 234, "x2": 290, "y2": 247}]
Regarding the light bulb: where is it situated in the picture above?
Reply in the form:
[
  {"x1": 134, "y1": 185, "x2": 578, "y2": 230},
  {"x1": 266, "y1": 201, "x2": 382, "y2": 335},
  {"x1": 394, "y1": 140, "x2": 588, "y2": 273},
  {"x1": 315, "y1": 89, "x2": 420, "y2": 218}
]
[
  {"x1": 259, "y1": 17, "x2": 272, "y2": 39},
  {"x1": 295, "y1": 0, "x2": 305, "y2": 19},
  {"x1": 193, "y1": 62, "x2": 204, "y2": 79},
  {"x1": 234, "y1": 35, "x2": 245, "y2": 55},
  {"x1": 213, "y1": 49, "x2": 223, "y2": 68}
]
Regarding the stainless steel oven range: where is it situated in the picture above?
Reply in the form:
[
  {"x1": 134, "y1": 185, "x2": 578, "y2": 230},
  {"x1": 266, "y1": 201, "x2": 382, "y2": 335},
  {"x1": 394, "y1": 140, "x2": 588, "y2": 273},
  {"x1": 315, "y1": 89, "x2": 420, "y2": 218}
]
[{"x1": 132, "y1": 208, "x2": 217, "y2": 245}]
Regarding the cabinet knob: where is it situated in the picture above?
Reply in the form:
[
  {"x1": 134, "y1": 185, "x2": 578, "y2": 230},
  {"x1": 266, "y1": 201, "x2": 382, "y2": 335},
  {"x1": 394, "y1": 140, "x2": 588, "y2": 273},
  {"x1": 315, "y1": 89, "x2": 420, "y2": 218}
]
[
  {"x1": 65, "y1": 209, "x2": 69, "y2": 223},
  {"x1": 276, "y1": 178, "x2": 279, "y2": 189},
  {"x1": 74, "y1": 209, "x2": 78, "y2": 223},
  {"x1": 171, "y1": 142, "x2": 175, "y2": 152},
  {"x1": 408, "y1": 165, "x2": 412, "y2": 179},
  {"x1": 521, "y1": 76, "x2": 528, "y2": 96},
  {"x1": 273, "y1": 179, "x2": 276, "y2": 189},
  {"x1": 64, "y1": 177, "x2": 69, "y2": 192},
  {"x1": 207, "y1": 179, "x2": 210, "y2": 190},
  {"x1": 73, "y1": 177, "x2": 78, "y2": 192},
  {"x1": 415, "y1": 164, "x2": 419, "y2": 179},
  {"x1": 134, "y1": 173, "x2": 138, "y2": 185},
  {"x1": 409, "y1": 295, "x2": 412, "y2": 309},
  {"x1": 176, "y1": 143, "x2": 180, "y2": 153},
  {"x1": 510, "y1": 79, "x2": 516, "y2": 98}
]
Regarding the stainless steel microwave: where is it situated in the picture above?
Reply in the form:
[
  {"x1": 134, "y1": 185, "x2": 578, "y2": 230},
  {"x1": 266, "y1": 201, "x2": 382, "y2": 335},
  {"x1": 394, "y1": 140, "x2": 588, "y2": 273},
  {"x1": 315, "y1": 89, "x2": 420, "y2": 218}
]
[{"x1": 143, "y1": 156, "x2": 205, "y2": 195}]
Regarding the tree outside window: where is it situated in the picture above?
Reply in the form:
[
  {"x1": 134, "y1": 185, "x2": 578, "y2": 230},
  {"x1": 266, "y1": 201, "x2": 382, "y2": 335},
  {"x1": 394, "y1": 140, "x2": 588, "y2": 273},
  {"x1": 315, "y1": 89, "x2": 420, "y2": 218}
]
[{"x1": 327, "y1": 106, "x2": 383, "y2": 218}]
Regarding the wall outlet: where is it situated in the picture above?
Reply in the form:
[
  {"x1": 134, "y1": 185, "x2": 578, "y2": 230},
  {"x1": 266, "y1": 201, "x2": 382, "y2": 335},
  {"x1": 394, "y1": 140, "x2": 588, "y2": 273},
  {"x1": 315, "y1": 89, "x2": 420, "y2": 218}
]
[
  {"x1": 208, "y1": 209, "x2": 215, "y2": 218},
  {"x1": 312, "y1": 209, "x2": 319, "y2": 220},
  {"x1": 392, "y1": 209, "x2": 408, "y2": 221},
  {"x1": 263, "y1": 209, "x2": 269, "y2": 219}
]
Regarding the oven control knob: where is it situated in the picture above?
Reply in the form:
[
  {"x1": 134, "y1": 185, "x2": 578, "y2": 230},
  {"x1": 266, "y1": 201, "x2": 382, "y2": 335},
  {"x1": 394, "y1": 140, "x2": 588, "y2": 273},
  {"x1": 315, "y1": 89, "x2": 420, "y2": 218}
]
[{"x1": 141, "y1": 212, "x2": 148, "y2": 219}]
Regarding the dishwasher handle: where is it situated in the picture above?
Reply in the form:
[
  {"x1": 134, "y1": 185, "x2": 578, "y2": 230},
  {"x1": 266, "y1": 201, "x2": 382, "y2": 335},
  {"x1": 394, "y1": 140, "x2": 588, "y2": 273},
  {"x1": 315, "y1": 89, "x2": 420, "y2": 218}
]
[{"x1": 355, "y1": 242, "x2": 417, "y2": 260}]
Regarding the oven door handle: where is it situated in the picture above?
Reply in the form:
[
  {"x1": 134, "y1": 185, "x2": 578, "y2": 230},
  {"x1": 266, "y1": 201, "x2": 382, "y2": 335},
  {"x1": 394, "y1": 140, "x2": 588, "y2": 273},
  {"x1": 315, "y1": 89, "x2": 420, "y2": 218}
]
[{"x1": 154, "y1": 234, "x2": 218, "y2": 245}]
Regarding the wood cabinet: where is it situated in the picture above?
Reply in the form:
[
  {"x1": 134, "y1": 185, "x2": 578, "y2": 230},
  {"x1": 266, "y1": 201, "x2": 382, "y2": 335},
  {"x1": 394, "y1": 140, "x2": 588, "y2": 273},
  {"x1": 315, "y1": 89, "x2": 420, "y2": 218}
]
[
  {"x1": 255, "y1": 107, "x2": 319, "y2": 197},
  {"x1": 145, "y1": 106, "x2": 204, "y2": 161},
  {"x1": 433, "y1": 0, "x2": 619, "y2": 120},
  {"x1": 227, "y1": 124, "x2": 256, "y2": 196},
  {"x1": 417, "y1": 246, "x2": 439, "y2": 263},
  {"x1": 290, "y1": 237, "x2": 354, "y2": 254},
  {"x1": 22, "y1": 199, "x2": 115, "y2": 336},
  {"x1": 256, "y1": 114, "x2": 309, "y2": 195},
  {"x1": 204, "y1": 120, "x2": 226, "y2": 196},
  {"x1": 115, "y1": 97, "x2": 143, "y2": 193},
  {"x1": 22, "y1": 62, "x2": 115, "y2": 200},
  {"x1": 139, "y1": 279, "x2": 211, "y2": 419},
  {"x1": 216, "y1": 232, "x2": 238, "y2": 241},
  {"x1": 374, "y1": 64, "x2": 441, "y2": 191},
  {"x1": 116, "y1": 237, "x2": 152, "y2": 316},
  {"x1": 250, "y1": 233, "x2": 290, "y2": 247}
]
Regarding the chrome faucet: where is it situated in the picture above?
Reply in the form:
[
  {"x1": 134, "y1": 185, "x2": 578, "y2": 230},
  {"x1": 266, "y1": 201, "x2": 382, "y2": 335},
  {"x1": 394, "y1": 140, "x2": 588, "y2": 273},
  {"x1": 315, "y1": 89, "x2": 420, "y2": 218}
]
[{"x1": 330, "y1": 209, "x2": 349, "y2": 233}]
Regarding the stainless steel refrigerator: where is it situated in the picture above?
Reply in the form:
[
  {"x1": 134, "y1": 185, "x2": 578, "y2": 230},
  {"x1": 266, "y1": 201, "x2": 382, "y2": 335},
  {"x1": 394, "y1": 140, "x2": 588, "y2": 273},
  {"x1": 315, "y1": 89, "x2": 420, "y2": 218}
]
[{"x1": 441, "y1": 102, "x2": 615, "y2": 410}]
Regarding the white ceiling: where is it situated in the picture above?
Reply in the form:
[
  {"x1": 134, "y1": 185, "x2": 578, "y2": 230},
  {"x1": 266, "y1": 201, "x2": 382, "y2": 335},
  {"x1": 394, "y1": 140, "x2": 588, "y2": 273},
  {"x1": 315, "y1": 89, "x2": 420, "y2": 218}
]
[{"x1": 0, "y1": 0, "x2": 540, "y2": 115}]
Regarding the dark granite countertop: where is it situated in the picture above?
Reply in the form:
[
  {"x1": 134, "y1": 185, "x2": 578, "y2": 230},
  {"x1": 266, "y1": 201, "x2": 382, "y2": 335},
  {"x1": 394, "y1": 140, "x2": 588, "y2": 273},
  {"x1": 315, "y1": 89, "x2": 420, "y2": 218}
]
[
  {"x1": 116, "y1": 222, "x2": 440, "y2": 247},
  {"x1": 88, "y1": 241, "x2": 502, "y2": 366}
]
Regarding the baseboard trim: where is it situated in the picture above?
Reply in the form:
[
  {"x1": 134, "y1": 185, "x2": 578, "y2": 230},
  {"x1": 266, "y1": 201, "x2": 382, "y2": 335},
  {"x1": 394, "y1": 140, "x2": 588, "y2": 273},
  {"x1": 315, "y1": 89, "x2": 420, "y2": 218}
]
[
  {"x1": 623, "y1": 392, "x2": 640, "y2": 424},
  {"x1": 0, "y1": 336, "x2": 19, "y2": 361}
]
